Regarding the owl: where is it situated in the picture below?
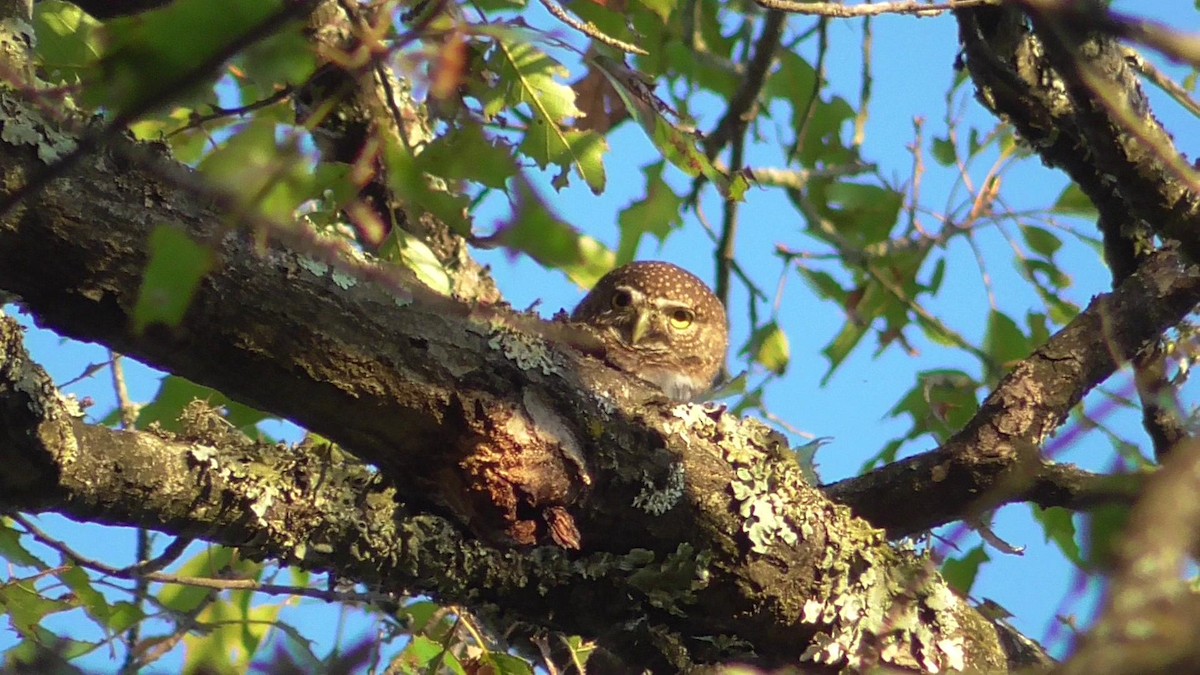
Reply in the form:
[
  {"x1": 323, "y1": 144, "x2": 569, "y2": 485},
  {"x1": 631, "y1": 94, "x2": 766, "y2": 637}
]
[{"x1": 572, "y1": 261, "x2": 729, "y2": 401}]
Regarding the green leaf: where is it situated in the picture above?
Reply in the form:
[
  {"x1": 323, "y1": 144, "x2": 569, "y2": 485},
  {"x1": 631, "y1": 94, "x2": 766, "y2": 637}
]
[
  {"x1": 616, "y1": 162, "x2": 684, "y2": 264},
  {"x1": 941, "y1": 545, "x2": 990, "y2": 595},
  {"x1": 490, "y1": 178, "x2": 615, "y2": 288},
  {"x1": 489, "y1": 652, "x2": 536, "y2": 675},
  {"x1": 158, "y1": 546, "x2": 235, "y2": 614},
  {"x1": 931, "y1": 136, "x2": 956, "y2": 166},
  {"x1": 481, "y1": 37, "x2": 607, "y2": 193},
  {"x1": 197, "y1": 117, "x2": 315, "y2": 222},
  {"x1": 1, "y1": 625, "x2": 96, "y2": 663},
  {"x1": 131, "y1": 375, "x2": 270, "y2": 432},
  {"x1": 1052, "y1": 183, "x2": 1098, "y2": 218},
  {"x1": 797, "y1": 268, "x2": 849, "y2": 305},
  {"x1": 418, "y1": 124, "x2": 517, "y2": 191},
  {"x1": 635, "y1": 0, "x2": 677, "y2": 24},
  {"x1": 1033, "y1": 506, "x2": 1084, "y2": 568},
  {"x1": 1021, "y1": 225, "x2": 1063, "y2": 258},
  {"x1": 1019, "y1": 259, "x2": 1072, "y2": 290},
  {"x1": 809, "y1": 181, "x2": 902, "y2": 247},
  {"x1": 0, "y1": 520, "x2": 43, "y2": 569},
  {"x1": 235, "y1": 20, "x2": 316, "y2": 96},
  {"x1": 183, "y1": 589, "x2": 277, "y2": 675},
  {"x1": 820, "y1": 319, "x2": 868, "y2": 383},
  {"x1": 0, "y1": 582, "x2": 74, "y2": 635},
  {"x1": 1027, "y1": 311, "x2": 1051, "y2": 345},
  {"x1": 33, "y1": 0, "x2": 103, "y2": 84},
  {"x1": 744, "y1": 323, "x2": 791, "y2": 375},
  {"x1": 132, "y1": 226, "x2": 215, "y2": 333},
  {"x1": 887, "y1": 370, "x2": 980, "y2": 442},
  {"x1": 588, "y1": 53, "x2": 747, "y2": 200},
  {"x1": 983, "y1": 310, "x2": 1031, "y2": 374},
  {"x1": 381, "y1": 129, "x2": 472, "y2": 237},
  {"x1": 401, "y1": 635, "x2": 467, "y2": 674},
  {"x1": 90, "y1": 0, "x2": 292, "y2": 116},
  {"x1": 1082, "y1": 503, "x2": 1129, "y2": 571},
  {"x1": 381, "y1": 229, "x2": 453, "y2": 297}
]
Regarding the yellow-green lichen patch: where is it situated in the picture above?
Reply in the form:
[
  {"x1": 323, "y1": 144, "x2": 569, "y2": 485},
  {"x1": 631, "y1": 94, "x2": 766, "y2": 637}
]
[
  {"x1": 487, "y1": 321, "x2": 559, "y2": 375},
  {"x1": 798, "y1": 538, "x2": 969, "y2": 672}
]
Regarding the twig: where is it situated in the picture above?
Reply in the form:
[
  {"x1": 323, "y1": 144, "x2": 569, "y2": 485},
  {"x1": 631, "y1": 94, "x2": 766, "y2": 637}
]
[
  {"x1": 535, "y1": 0, "x2": 648, "y2": 55},
  {"x1": 12, "y1": 514, "x2": 394, "y2": 606},
  {"x1": 1125, "y1": 47, "x2": 1200, "y2": 119},
  {"x1": 705, "y1": 10, "x2": 786, "y2": 158},
  {"x1": 755, "y1": 0, "x2": 997, "y2": 19}
]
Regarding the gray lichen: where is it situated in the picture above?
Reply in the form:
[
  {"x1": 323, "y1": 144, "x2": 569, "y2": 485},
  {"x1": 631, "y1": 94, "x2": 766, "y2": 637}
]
[
  {"x1": 487, "y1": 321, "x2": 559, "y2": 375},
  {"x1": 632, "y1": 461, "x2": 685, "y2": 515},
  {"x1": 0, "y1": 90, "x2": 78, "y2": 163}
]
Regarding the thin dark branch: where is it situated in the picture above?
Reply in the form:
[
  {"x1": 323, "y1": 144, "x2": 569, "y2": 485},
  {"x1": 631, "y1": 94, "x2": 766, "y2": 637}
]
[{"x1": 705, "y1": 10, "x2": 787, "y2": 159}]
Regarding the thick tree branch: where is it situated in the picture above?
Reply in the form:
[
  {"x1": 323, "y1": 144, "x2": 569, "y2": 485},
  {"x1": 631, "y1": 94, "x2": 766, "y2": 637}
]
[
  {"x1": 827, "y1": 248, "x2": 1200, "y2": 536},
  {"x1": 957, "y1": 6, "x2": 1200, "y2": 263},
  {"x1": 0, "y1": 89, "x2": 1012, "y2": 670}
]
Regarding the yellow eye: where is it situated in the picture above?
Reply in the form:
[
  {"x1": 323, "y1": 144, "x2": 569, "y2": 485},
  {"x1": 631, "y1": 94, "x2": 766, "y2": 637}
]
[
  {"x1": 669, "y1": 308, "x2": 694, "y2": 329},
  {"x1": 610, "y1": 289, "x2": 633, "y2": 309}
]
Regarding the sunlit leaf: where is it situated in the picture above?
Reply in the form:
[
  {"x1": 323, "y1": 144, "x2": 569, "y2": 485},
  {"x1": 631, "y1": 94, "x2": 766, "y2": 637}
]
[
  {"x1": 235, "y1": 20, "x2": 316, "y2": 96},
  {"x1": 0, "y1": 582, "x2": 74, "y2": 635},
  {"x1": 197, "y1": 117, "x2": 315, "y2": 221},
  {"x1": 158, "y1": 546, "x2": 236, "y2": 614},
  {"x1": 0, "y1": 520, "x2": 43, "y2": 569},
  {"x1": 131, "y1": 375, "x2": 271, "y2": 433},
  {"x1": 479, "y1": 36, "x2": 608, "y2": 193},
  {"x1": 588, "y1": 53, "x2": 747, "y2": 200},
  {"x1": 33, "y1": 1, "x2": 103, "y2": 84},
  {"x1": 382, "y1": 229, "x2": 453, "y2": 297},
  {"x1": 418, "y1": 124, "x2": 517, "y2": 190},
  {"x1": 744, "y1": 323, "x2": 791, "y2": 375},
  {"x1": 381, "y1": 129, "x2": 473, "y2": 236}
]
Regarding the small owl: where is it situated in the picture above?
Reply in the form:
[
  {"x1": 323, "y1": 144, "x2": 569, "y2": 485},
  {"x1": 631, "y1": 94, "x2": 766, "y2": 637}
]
[{"x1": 572, "y1": 261, "x2": 729, "y2": 401}]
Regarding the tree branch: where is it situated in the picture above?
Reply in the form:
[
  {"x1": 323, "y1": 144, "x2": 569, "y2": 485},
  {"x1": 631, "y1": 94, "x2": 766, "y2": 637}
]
[
  {"x1": 826, "y1": 248, "x2": 1200, "y2": 536},
  {"x1": 0, "y1": 87, "x2": 1012, "y2": 671}
]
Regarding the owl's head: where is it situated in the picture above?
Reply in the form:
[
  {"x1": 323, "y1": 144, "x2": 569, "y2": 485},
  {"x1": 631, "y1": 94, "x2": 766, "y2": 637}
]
[{"x1": 571, "y1": 261, "x2": 729, "y2": 400}]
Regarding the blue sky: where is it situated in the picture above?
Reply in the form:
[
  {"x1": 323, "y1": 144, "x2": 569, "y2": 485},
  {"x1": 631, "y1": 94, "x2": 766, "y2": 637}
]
[{"x1": 5, "y1": 1, "x2": 1200, "y2": 670}]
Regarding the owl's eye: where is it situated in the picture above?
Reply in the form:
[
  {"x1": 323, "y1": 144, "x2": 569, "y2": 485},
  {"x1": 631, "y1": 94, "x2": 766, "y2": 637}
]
[
  {"x1": 611, "y1": 289, "x2": 633, "y2": 309},
  {"x1": 669, "y1": 308, "x2": 694, "y2": 329}
]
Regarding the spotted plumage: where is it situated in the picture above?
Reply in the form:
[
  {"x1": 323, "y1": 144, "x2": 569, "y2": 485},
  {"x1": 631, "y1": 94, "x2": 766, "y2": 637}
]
[{"x1": 572, "y1": 261, "x2": 729, "y2": 401}]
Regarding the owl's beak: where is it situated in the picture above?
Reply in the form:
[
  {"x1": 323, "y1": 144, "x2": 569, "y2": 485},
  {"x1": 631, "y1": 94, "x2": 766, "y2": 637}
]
[{"x1": 630, "y1": 309, "x2": 653, "y2": 345}]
